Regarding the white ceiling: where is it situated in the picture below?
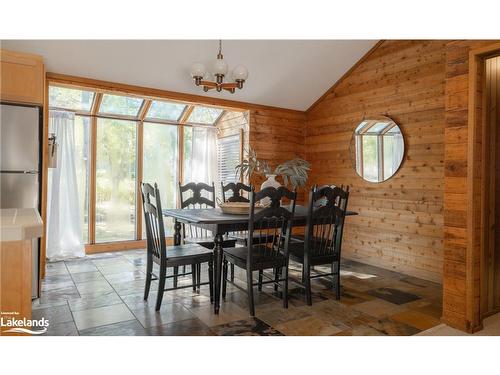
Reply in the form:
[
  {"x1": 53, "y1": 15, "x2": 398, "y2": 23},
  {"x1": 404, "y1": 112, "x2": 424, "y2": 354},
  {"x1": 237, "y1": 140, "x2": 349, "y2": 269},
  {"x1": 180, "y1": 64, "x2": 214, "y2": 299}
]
[{"x1": 1, "y1": 40, "x2": 377, "y2": 111}]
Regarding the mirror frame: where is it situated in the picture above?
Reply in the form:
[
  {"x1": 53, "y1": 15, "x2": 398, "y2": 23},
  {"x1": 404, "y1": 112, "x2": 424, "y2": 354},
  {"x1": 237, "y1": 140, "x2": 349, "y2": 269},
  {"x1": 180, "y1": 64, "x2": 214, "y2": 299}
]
[{"x1": 349, "y1": 115, "x2": 405, "y2": 183}]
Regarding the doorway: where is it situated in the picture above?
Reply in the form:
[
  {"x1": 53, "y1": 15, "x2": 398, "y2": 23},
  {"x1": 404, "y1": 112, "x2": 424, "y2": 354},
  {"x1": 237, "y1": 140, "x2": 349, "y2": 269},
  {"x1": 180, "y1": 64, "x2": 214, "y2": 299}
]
[{"x1": 481, "y1": 55, "x2": 500, "y2": 317}]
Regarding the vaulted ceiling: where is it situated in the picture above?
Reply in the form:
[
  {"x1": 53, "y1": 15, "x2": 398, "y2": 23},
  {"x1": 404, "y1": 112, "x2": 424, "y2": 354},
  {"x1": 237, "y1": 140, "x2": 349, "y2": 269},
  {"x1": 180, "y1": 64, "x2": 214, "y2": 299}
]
[{"x1": 1, "y1": 40, "x2": 377, "y2": 110}]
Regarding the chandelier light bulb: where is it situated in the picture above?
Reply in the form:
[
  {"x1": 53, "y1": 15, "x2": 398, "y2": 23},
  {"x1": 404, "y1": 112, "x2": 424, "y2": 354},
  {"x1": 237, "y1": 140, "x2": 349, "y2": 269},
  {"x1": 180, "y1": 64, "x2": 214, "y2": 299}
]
[
  {"x1": 190, "y1": 62, "x2": 206, "y2": 78},
  {"x1": 232, "y1": 65, "x2": 248, "y2": 81},
  {"x1": 212, "y1": 58, "x2": 228, "y2": 76}
]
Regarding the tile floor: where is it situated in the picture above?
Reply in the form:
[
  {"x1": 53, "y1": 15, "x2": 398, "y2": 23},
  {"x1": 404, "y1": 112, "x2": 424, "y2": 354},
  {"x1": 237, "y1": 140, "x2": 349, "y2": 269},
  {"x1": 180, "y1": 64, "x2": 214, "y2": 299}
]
[
  {"x1": 33, "y1": 249, "x2": 443, "y2": 336},
  {"x1": 418, "y1": 312, "x2": 500, "y2": 336}
]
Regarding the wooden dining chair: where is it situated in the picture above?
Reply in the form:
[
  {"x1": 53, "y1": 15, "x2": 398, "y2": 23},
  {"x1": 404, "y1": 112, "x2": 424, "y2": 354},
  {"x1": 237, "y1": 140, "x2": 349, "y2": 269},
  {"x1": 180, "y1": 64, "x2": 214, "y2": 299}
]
[
  {"x1": 178, "y1": 182, "x2": 237, "y2": 285},
  {"x1": 221, "y1": 182, "x2": 252, "y2": 281},
  {"x1": 221, "y1": 182, "x2": 252, "y2": 203},
  {"x1": 142, "y1": 182, "x2": 214, "y2": 311},
  {"x1": 221, "y1": 186, "x2": 296, "y2": 316},
  {"x1": 288, "y1": 185, "x2": 349, "y2": 305}
]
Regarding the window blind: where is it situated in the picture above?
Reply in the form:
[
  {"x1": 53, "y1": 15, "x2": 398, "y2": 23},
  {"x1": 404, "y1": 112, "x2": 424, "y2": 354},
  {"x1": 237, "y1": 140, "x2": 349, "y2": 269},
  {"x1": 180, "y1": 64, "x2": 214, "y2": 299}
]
[{"x1": 217, "y1": 134, "x2": 241, "y2": 184}]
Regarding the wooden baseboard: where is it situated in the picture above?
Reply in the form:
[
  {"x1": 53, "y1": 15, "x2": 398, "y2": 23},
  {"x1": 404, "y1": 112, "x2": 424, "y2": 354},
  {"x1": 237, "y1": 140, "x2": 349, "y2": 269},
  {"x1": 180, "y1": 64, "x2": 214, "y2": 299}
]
[
  {"x1": 85, "y1": 240, "x2": 147, "y2": 254},
  {"x1": 84, "y1": 237, "x2": 174, "y2": 254}
]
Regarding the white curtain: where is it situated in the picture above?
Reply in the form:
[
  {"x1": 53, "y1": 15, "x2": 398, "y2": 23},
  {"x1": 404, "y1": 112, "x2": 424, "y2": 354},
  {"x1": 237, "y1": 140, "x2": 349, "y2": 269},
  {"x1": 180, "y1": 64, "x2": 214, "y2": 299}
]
[
  {"x1": 185, "y1": 127, "x2": 218, "y2": 186},
  {"x1": 46, "y1": 111, "x2": 85, "y2": 261}
]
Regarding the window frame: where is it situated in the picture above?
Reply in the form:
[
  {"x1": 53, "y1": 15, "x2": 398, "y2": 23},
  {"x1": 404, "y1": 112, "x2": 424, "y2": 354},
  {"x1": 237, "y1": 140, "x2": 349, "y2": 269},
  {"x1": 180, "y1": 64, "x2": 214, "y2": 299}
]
[
  {"x1": 47, "y1": 82, "x2": 248, "y2": 253},
  {"x1": 355, "y1": 123, "x2": 401, "y2": 182}
]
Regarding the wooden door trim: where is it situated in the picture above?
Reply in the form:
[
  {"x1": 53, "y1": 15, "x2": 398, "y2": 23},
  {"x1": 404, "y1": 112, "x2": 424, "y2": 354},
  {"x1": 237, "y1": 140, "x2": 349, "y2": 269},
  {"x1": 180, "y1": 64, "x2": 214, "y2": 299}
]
[{"x1": 467, "y1": 42, "x2": 500, "y2": 332}]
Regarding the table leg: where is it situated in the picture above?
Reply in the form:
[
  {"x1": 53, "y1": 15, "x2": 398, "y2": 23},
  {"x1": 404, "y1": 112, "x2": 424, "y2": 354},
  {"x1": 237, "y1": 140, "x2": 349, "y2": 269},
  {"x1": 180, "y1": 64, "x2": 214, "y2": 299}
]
[
  {"x1": 173, "y1": 220, "x2": 182, "y2": 287},
  {"x1": 213, "y1": 233, "x2": 223, "y2": 314},
  {"x1": 173, "y1": 220, "x2": 182, "y2": 246}
]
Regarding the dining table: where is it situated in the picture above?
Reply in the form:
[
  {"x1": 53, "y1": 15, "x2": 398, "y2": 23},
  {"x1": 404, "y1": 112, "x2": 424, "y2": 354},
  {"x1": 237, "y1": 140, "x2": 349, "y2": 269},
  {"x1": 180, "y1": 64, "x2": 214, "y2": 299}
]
[{"x1": 163, "y1": 204, "x2": 358, "y2": 314}]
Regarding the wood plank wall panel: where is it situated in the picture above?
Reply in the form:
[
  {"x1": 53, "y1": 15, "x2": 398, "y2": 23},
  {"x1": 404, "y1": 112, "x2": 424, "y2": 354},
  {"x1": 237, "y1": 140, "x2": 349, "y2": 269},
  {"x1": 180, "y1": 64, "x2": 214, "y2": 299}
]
[
  {"x1": 306, "y1": 40, "x2": 448, "y2": 284},
  {"x1": 443, "y1": 40, "x2": 500, "y2": 332},
  {"x1": 248, "y1": 108, "x2": 307, "y2": 202}
]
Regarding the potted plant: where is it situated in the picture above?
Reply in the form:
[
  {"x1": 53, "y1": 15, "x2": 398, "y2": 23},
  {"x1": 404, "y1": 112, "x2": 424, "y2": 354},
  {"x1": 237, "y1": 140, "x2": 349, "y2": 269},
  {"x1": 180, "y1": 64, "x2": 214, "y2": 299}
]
[{"x1": 236, "y1": 148, "x2": 311, "y2": 191}]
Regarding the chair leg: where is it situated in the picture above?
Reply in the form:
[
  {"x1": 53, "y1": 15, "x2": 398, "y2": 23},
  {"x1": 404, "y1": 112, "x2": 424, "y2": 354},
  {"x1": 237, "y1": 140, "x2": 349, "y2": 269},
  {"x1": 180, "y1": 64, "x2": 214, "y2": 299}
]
[
  {"x1": 246, "y1": 268, "x2": 255, "y2": 316},
  {"x1": 274, "y1": 267, "x2": 280, "y2": 292},
  {"x1": 258, "y1": 269, "x2": 263, "y2": 291},
  {"x1": 191, "y1": 263, "x2": 197, "y2": 291},
  {"x1": 173, "y1": 266, "x2": 179, "y2": 288},
  {"x1": 304, "y1": 264, "x2": 312, "y2": 306},
  {"x1": 208, "y1": 261, "x2": 214, "y2": 303},
  {"x1": 222, "y1": 259, "x2": 228, "y2": 299},
  {"x1": 230, "y1": 263, "x2": 235, "y2": 282},
  {"x1": 143, "y1": 256, "x2": 153, "y2": 301},
  {"x1": 283, "y1": 265, "x2": 289, "y2": 309},
  {"x1": 155, "y1": 266, "x2": 167, "y2": 311},
  {"x1": 333, "y1": 261, "x2": 341, "y2": 300},
  {"x1": 197, "y1": 263, "x2": 201, "y2": 291}
]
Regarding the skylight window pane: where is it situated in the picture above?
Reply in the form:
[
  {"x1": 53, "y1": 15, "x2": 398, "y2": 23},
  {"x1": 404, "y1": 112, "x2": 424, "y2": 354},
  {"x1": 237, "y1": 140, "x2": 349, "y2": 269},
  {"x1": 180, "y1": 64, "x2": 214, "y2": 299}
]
[
  {"x1": 99, "y1": 94, "x2": 144, "y2": 116},
  {"x1": 49, "y1": 86, "x2": 95, "y2": 112},
  {"x1": 187, "y1": 106, "x2": 223, "y2": 125},
  {"x1": 146, "y1": 100, "x2": 186, "y2": 121},
  {"x1": 355, "y1": 121, "x2": 368, "y2": 133},
  {"x1": 367, "y1": 121, "x2": 391, "y2": 134}
]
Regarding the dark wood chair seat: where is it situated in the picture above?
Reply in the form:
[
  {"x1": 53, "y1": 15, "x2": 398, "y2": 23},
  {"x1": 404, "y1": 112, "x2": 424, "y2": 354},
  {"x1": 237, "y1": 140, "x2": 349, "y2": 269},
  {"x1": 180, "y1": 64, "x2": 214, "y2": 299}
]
[
  {"x1": 154, "y1": 244, "x2": 213, "y2": 267},
  {"x1": 223, "y1": 245, "x2": 287, "y2": 270},
  {"x1": 227, "y1": 232, "x2": 276, "y2": 246},
  {"x1": 183, "y1": 236, "x2": 237, "y2": 249}
]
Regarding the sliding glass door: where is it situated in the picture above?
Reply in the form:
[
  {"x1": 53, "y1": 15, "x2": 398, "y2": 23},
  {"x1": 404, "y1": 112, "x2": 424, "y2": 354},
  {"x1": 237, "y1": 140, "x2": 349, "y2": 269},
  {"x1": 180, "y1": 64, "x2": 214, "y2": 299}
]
[
  {"x1": 95, "y1": 118, "x2": 137, "y2": 242},
  {"x1": 142, "y1": 122, "x2": 178, "y2": 235}
]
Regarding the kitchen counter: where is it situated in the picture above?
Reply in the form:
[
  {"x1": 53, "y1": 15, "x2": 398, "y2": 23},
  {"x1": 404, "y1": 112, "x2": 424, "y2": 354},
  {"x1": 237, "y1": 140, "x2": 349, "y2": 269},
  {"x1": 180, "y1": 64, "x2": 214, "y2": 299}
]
[{"x1": 0, "y1": 208, "x2": 43, "y2": 242}]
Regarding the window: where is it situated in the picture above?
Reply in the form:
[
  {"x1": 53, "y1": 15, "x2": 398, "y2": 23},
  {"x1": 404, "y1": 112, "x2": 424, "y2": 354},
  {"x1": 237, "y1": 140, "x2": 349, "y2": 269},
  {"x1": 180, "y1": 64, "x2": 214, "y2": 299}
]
[
  {"x1": 95, "y1": 118, "x2": 137, "y2": 242},
  {"x1": 361, "y1": 135, "x2": 378, "y2": 182},
  {"x1": 146, "y1": 100, "x2": 186, "y2": 121},
  {"x1": 99, "y1": 94, "x2": 144, "y2": 116},
  {"x1": 47, "y1": 83, "x2": 245, "y2": 249},
  {"x1": 49, "y1": 86, "x2": 94, "y2": 112},
  {"x1": 217, "y1": 134, "x2": 241, "y2": 184},
  {"x1": 187, "y1": 106, "x2": 223, "y2": 125},
  {"x1": 142, "y1": 122, "x2": 178, "y2": 235}
]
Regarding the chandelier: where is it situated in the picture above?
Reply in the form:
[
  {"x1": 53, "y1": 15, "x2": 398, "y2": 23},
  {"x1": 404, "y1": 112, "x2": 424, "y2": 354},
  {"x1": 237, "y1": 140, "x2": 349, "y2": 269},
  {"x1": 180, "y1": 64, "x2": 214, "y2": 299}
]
[{"x1": 190, "y1": 40, "x2": 248, "y2": 94}]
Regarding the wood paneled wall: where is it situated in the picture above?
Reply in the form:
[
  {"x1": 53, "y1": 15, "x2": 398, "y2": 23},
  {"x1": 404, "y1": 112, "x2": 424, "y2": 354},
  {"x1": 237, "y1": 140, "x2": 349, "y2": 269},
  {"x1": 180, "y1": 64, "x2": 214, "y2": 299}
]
[
  {"x1": 442, "y1": 40, "x2": 500, "y2": 332},
  {"x1": 248, "y1": 107, "x2": 307, "y2": 201},
  {"x1": 306, "y1": 40, "x2": 448, "y2": 283}
]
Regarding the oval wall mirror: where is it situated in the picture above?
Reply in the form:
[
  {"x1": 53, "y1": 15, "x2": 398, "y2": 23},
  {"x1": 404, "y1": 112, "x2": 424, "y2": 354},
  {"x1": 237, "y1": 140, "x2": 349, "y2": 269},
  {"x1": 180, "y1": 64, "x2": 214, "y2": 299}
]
[{"x1": 349, "y1": 116, "x2": 405, "y2": 183}]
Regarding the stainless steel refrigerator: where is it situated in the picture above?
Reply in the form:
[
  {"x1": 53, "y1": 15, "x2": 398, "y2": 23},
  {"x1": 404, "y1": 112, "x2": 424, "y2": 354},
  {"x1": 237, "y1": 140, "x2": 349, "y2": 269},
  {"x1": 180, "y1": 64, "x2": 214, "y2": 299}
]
[{"x1": 0, "y1": 102, "x2": 42, "y2": 299}]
